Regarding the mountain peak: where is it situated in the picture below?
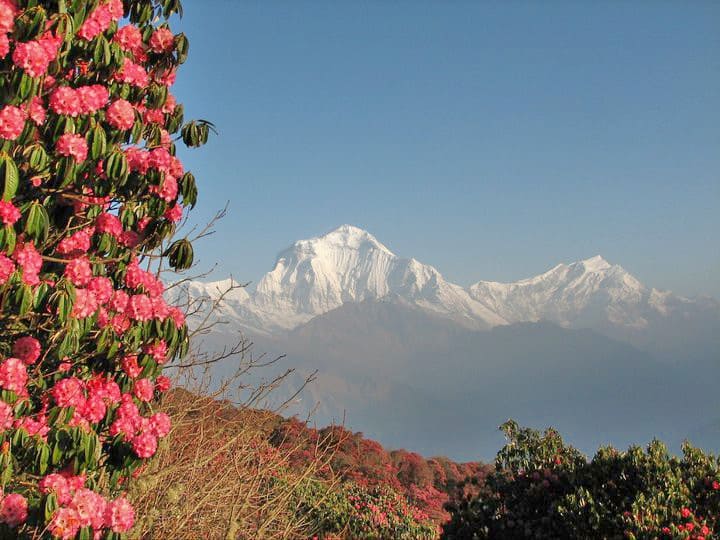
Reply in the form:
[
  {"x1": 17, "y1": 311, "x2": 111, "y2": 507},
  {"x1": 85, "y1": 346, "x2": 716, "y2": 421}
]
[
  {"x1": 578, "y1": 255, "x2": 612, "y2": 272},
  {"x1": 293, "y1": 225, "x2": 395, "y2": 257}
]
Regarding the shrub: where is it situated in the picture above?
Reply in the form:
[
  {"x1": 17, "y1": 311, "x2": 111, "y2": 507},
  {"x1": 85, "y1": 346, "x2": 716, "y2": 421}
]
[
  {"x1": 0, "y1": 0, "x2": 206, "y2": 537},
  {"x1": 442, "y1": 420, "x2": 720, "y2": 540}
]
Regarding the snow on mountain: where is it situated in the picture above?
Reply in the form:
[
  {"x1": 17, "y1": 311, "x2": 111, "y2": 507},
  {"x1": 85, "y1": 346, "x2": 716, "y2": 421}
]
[
  {"x1": 196, "y1": 225, "x2": 506, "y2": 334},
  {"x1": 187, "y1": 225, "x2": 711, "y2": 336},
  {"x1": 467, "y1": 255, "x2": 666, "y2": 329}
]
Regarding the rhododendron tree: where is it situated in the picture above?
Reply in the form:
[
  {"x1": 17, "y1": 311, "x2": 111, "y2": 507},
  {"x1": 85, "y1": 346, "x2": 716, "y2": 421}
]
[
  {"x1": 442, "y1": 421, "x2": 720, "y2": 540},
  {"x1": 0, "y1": 0, "x2": 208, "y2": 537}
]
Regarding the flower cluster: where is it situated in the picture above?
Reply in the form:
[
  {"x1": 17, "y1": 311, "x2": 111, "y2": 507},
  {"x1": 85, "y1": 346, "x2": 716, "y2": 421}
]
[{"x1": 0, "y1": 0, "x2": 200, "y2": 537}]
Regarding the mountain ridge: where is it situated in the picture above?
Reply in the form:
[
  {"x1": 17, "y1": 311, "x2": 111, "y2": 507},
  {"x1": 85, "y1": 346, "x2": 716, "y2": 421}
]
[{"x1": 187, "y1": 225, "x2": 714, "y2": 338}]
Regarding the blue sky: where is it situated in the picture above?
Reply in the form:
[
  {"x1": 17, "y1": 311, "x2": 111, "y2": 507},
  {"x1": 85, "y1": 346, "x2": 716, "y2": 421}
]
[{"x1": 172, "y1": 1, "x2": 720, "y2": 297}]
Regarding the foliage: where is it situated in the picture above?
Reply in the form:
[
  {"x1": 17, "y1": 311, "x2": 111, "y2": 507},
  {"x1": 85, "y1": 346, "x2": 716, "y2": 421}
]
[
  {"x1": 0, "y1": 0, "x2": 206, "y2": 537},
  {"x1": 292, "y1": 479, "x2": 438, "y2": 540},
  {"x1": 271, "y1": 417, "x2": 491, "y2": 533},
  {"x1": 442, "y1": 420, "x2": 720, "y2": 540}
]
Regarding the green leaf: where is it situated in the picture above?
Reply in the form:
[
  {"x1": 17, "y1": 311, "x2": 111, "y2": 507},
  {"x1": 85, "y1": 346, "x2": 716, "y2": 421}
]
[{"x1": 0, "y1": 154, "x2": 19, "y2": 201}]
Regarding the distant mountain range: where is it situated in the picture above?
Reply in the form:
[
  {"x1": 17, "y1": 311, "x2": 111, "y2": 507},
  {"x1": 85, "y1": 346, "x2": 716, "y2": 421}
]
[{"x1": 184, "y1": 225, "x2": 720, "y2": 460}]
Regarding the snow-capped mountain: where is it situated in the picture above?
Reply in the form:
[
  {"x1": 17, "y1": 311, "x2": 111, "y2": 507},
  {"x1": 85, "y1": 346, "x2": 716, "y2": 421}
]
[
  {"x1": 468, "y1": 255, "x2": 680, "y2": 329},
  {"x1": 187, "y1": 225, "x2": 715, "y2": 337},
  {"x1": 191, "y1": 225, "x2": 506, "y2": 334}
]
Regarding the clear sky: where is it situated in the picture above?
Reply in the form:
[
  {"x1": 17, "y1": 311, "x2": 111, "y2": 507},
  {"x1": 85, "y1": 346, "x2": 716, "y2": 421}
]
[{"x1": 172, "y1": 1, "x2": 720, "y2": 298}]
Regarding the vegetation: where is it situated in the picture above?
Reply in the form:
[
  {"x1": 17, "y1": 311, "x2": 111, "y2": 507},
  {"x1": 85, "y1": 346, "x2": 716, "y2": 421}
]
[
  {"x1": 442, "y1": 421, "x2": 719, "y2": 540},
  {"x1": 0, "y1": 0, "x2": 206, "y2": 537}
]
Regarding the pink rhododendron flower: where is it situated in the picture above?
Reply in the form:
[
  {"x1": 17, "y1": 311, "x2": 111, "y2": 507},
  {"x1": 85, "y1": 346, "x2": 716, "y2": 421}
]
[
  {"x1": 56, "y1": 133, "x2": 88, "y2": 162},
  {"x1": 150, "y1": 412, "x2": 171, "y2": 437},
  {"x1": 56, "y1": 228, "x2": 92, "y2": 256},
  {"x1": 49, "y1": 87, "x2": 83, "y2": 117},
  {"x1": 12, "y1": 336, "x2": 41, "y2": 365},
  {"x1": 113, "y1": 25, "x2": 143, "y2": 54},
  {"x1": 0, "y1": 357, "x2": 28, "y2": 393},
  {"x1": 77, "y1": 84, "x2": 109, "y2": 113},
  {"x1": 149, "y1": 27, "x2": 174, "y2": 53},
  {"x1": 106, "y1": 98, "x2": 135, "y2": 130},
  {"x1": 27, "y1": 96, "x2": 46, "y2": 125},
  {"x1": 155, "y1": 375, "x2": 171, "y2": 393},
  {"x1": 121, "y1": 355, "x2": 142, "y2": 378},
  {"x1": 128, "y1": 294, "x2": 153, "y2": 321},
  {"x1": 81, "y1": 393, "x2": 106, "y2": 423},
  {"x1": 133, "y1": 378, "x2": 154, "y2": 402},
  {"x1": 71, "y1": 288, "x2": 99, "y2": 318},
  {"x1": 51, "y1": 377, "x2": 85, "y2": 408},
  {"x1": 0, "y1": 105, "x2": 26, "y2": 140},
  {"x1": 144, "y1": 340, "x2": 169, "y2": 364},
  {"x1": 0, "y1": 200, "x2": 21, "y2": 225},
  {"x1": 131, "y1": 431, "x2": 157, "y2": 458},
  {"x1": 0, "y1": 34, "x2": 9, "y2": 58},
  {"x1": 12, "y1": 40, "x2": 52, "y2": 77},
  {"x1": 115, "y1": 58, "x2": 149, "y2": 87},
  {"x1": 70, "y1": 488, "x2": 107, "y2": 529},
  {"x1": 0, "y1": 0, "x2": 17, "y2": 34},
  {"x1": 39, "y1": 474, "x2": 72, "y2": 505},
  {"x1": 105, "y1": 497, "x2": 134, "y2": 533},
  {"x1": 95, "y1": 212, "x2": 123, "y2": 237},
  {"x1": 88, "y1": 276, "x2": 113, "y2": 304},
  {"x1": 0, "y1": 401, "x2": 13, "y2": 430},
  {"x1": 64, "y1": 257, "x2": 93, "y2": 286},
  {"x1": 0, "y1": 493, "x2": 28, "y2": 527},
  {"x1": 48, "y1": 507, "x2": 81, "y2": 539},
  {"x1": 0, "y1": 254, "x2": 14, "y2": 284}
]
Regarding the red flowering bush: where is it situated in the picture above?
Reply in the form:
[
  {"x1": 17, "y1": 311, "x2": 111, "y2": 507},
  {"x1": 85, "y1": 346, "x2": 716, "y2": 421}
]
[{"x1": 0, "y1": 0, "x2": 207, "y2": 537}]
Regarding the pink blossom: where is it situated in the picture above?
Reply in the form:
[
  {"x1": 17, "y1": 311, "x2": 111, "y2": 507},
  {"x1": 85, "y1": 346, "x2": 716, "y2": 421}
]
[
  {"x1": 0, "y1": 493, "x2": 28, "y2": 527},
  {"x1": 56, "y1": 133, "x2": 88, "y2": 163},
  {"x1": 144, "y1": 340, "x2": 169, "y2": 364},
  {"x1": 88, "y1": 276, "x2": 113, "y2": 303},
  {"x1": 48, "y1": 507, "x2": 81, "y2": 539},
  {"x1": 49, "y1": 87, "x2": 83, "y2": 117},
  {"x1": 56, "y1": 228, "x2": 92, "y2": 255},
  {"x1": 0, "y1": 34, "x2": 9, "y2": 58},
  {"x1": 81, "y1": 393, "x2": 106, "y2": 423},
  {"x1": 71, "y1": 288, "x2": 99, "y2": 318},
  {"x1": 133, "y1": 378, "x2": 154, "y2": 402},
  {"x1": 64, "y1": 257, "x2": 93, "y2": 286},
  {"x1": 51, "y1": 377, "x2": 85, "y2": 408},
  {"x1": 27, "y1": 96, "x2": 46, "y2": 125},
  {"x1": 0, "y1": 0, "x2": 17, "y2": 34},
  {"x1": 121, "y1": 355, "x2": 142, "y2": 379},
  {"x1": 0, "y1": 357, "x2": 28, "y2": 393},
  {"x1": 106, "y1": 98, "x2": 135, "y2": 130},
  {"x1": 12, "y1": 40, "x2": 52, "y2": 77},
  {"x1": 0, "y1": 401, "x2": 13, "y2": 430},
  {"x1": 113, "y1": 25, "x2": 143, "y2": 54},
  {"x1": 39, "y1": 473, "x2": 72, "y2": 505},
  {"x1": 149, "y1": 27, "x2": 175, "y2": 53},
  {"x1": 131, "y1": 432, "x2": 157, "y2": 458},
  {"x1": 95, "y1": 212, "x2": 123, "y2": 237},
  {"x1": 0, "y1": 200, "x2": 21, "y2": 225},
  {"x1": 70, "y1": 488, "x2": 107, "y2": 529},
  {"x1": 12, "y1": 336, "x2": 41, "y2": 365},
  {"x1": 77, "y1": 84, "x2": 109, "y2": 113},
  {"x1": 0, "y1": 254, "x2": 14, "y2": 284},
  {"x1": 151, "y1": 412, "x2": 171, "y2": 437},
  {"x1": 128, "y1": 294, "x2": 153, "y2": 321},
  {"x1": 0, "y1": 105, "x2": 26, "y2": 140},
  {"x1": 105, "y1": 497, "x2": 135, "y2": 533},
  {"x1": 155, "y1": 375, "x2": 171, "y2": 393},
  {"x1": 115, "y1": 58, "x2": 149, "y2": 88},
  {"x1": 165, "y1": 204, "x2": 183, "y2": 222}
]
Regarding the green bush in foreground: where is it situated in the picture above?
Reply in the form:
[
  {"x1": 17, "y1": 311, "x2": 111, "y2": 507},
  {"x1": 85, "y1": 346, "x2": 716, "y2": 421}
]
[{"x1": 443, "y1": 420, "x2": 719, "y2": 540}]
